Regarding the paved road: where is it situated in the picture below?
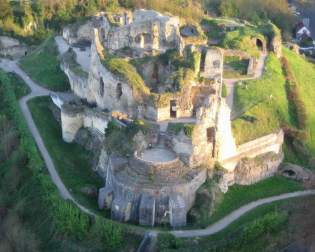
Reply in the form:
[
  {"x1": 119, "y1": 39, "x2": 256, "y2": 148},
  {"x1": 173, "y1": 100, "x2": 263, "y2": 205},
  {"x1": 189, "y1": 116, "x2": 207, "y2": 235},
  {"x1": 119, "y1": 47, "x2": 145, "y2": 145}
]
[
  {"x1": 0, "y1": 58, "x2": 95, "y2": 217},
  {"x1": 224, "y1": 52, "x2": 267, "y2": 109}
]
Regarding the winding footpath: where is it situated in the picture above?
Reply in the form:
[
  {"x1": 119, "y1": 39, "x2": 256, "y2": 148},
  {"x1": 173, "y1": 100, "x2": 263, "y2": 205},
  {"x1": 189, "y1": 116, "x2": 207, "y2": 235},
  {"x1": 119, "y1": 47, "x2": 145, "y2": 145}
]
[
  {"x1": 0, "y1": 58, "x2": 95, "y2": 217},
  {"x1": 1, "y1": 57, "x2": 315, "y2": 250}
]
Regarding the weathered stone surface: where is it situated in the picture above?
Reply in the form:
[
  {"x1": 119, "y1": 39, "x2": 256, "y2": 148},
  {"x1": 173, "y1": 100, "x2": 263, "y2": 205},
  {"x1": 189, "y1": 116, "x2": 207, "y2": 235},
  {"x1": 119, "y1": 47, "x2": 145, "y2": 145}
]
[
  {"x1": 139, "y1": 194, "x2": 156, "y2": 226},
  {"x1": 0, "y1": 36, "x2": 27, "y2": 58},
  {"x1": 169, "y1": 194, "x2": 187, "y2": 227},
  {"x1": 234, "y1": 151, "x2": 283, "y2": 185}
]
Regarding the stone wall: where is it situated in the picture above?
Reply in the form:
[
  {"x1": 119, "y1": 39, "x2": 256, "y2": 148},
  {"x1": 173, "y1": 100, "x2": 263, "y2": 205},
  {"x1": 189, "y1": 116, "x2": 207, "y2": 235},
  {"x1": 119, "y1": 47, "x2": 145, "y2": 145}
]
[
  {"x1": 98, "y1": 156, "x2": 207, "y2": 227},
  {"x1": 234, "y1": 151, "x2": 284, "y2": 185},
  {"x1": 61, "y1": 103, "x2": 110, "y2": 143},
  {"x1": 0, "y1": 36, "x2": 27, "y2": 58},
  {"x1": 102, "y1": 9, "x2": 181, "y2": 54},
  {"x1": 63, "y1": 20, "x2": 94, "y2": 45}
]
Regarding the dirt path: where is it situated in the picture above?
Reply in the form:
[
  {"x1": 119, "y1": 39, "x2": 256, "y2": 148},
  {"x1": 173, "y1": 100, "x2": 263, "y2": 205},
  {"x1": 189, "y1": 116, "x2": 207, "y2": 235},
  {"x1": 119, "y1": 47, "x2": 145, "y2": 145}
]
[{"x1": 0, "y1": 58, "x2": 95, "y2": 217}]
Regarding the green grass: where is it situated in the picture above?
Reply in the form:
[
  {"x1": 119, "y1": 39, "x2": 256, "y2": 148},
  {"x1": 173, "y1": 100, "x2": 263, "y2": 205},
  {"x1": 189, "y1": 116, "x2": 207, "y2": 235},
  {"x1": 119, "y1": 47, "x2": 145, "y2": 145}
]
[
  {"x1": 284, "y1": 48, "x2": 315, "y2": 154},
  {"x1": 178, "y1": 196, "x2": 312, "y2": 252},
  {"x1": 188, "y1": 176, "x2": 303, "y2": 228},
  {"x1": 4, "y1": 71, "x2": 31, "y2": 99},
  {"x1": 20, "y1": 37, "x2": 70, "y2": 91},
  {"x1": 232, "y1": 54, "x2": 293, "y2": 144},
  {"x1": 224, "y1": 56, "x2": 249, "y2": 78},
  {"x1": 27, "y1": 97, "x2": 103, "y2": 213}
]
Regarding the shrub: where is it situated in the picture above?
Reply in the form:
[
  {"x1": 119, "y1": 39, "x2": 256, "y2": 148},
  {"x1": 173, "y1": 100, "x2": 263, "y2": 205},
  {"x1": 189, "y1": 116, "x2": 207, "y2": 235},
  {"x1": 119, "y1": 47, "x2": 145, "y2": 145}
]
[
  {"x1": 167, "y1": 123, "x2": 195, "y2": 137},
  {"x1": 157, "y1": 233, "x2": 183, "y2": 251}
]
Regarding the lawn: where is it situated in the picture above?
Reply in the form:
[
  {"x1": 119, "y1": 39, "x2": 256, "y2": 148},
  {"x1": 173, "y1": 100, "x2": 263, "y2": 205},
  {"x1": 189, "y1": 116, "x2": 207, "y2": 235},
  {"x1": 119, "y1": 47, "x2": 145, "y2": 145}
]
[
  {"x1": 20, "y1": 37, "x2": 70, "y2": 91},
  {"x1": 224, "y1": 56, "x2": 249, "y2": 78},
  {"x1": 232, "y1": 53, "x2": 293, "y2": 145},
  {"x1": 284, "y1": 48, "x2": 315, "y2": 154},
  {"x1": 27, "y1": 96, "x2": 104, "y2": 213},
  {"x1": 175, "y1": 196, "x2": 315, "y2": 252},
  {"x1": 188, "y1": 176, "x2": 303, "y2": 228},
  {"x1": 6, "y1": 71, "x2": 31, "y2": 99}
]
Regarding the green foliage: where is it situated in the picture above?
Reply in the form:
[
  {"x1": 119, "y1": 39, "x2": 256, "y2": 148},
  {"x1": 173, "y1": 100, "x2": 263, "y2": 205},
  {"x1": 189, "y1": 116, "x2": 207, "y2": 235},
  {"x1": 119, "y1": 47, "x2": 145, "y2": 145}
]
[
  {"x1": 102, "y1": 55, "x2": 150, "y2": 99},
  {"x1": 91, "y1": 216, "x2": 123, "y2": 251},
  {"x1": 20, "y1": 37, "x2": 70, "y2": 91},
  {"x1": 207, "y1": 0, "x2": 296, "y2": 37},
  {"x1": 189, "y1": 176, "x2": 302, "y2": 228},
  {"x1": 167, "y1": 123, "x2": 195, "y2": 138},
  {"x1": 281, "y1": 56, "x2": 307, "y2": 131},
  {"x1": 283, "y1": 48, "x2": 315, "y2": 156},
  {"x1": 157, "y1": 233, "x2": 183, "y2": 251},
  {"x1": 54, "y1": 201, "x2": 90, "y2": 239},
  {"x1": 221, "y1": 26, "x2": 265, "y2": 57},
  {"x1": 224, "y1": 56, "x2": 249, "y2": 78},
  {"x1": 232, "y1": 54, "x2": 291, "y2": 144}
]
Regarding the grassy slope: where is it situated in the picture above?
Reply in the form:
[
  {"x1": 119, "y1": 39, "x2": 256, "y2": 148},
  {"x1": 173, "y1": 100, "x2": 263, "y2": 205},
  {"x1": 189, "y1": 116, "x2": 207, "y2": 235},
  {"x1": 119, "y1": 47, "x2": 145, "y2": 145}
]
[
  {"x1": 27, "y1": 96, "x2": 103, "y2": 213},
  {"x1": 20, "y1": 37, "x2": 69, "y2": 91},
  {"x1": 232, "y1": 54, "x2": 293, "y2": 144},
  {"x1": 177, "y1": 196, "x2": 315, "y2": 252},
  {"x1": 188, "y1": 176, "x2": 303, "y2": 228},
  {"x1": 284, "y1": 48, "x2": 315, "y2": 153},
  {"x1": 6, "y1": 72, "x2": 31, "y2": 99}
]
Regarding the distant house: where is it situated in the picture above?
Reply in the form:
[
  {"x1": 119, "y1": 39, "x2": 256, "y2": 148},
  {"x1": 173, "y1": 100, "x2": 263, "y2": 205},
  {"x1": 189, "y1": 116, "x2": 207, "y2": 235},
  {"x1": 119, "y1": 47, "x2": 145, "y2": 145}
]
[{"x1": 295, "y1": 22, "x2": 312, "y2": 40}]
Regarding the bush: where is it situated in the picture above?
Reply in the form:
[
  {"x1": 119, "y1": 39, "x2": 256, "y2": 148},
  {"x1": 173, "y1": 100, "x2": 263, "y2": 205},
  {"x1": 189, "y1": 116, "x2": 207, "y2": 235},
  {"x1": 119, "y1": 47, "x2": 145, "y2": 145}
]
[
  {"x1": 168, "y1": 123, "x2": 195, "y2": 138},
  {"x1": 281, "y1": 57, "x2": 308, "y2": 130},
  {"x1": 157, "y1": 233, "x2": 183, "y2": 251}
]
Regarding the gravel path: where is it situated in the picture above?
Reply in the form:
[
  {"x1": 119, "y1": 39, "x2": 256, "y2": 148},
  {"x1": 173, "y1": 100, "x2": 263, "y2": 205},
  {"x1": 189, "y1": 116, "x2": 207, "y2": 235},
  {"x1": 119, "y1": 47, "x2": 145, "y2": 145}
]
[{"x1": 0, "y1": 58, "x2": 95, "y2": 217}]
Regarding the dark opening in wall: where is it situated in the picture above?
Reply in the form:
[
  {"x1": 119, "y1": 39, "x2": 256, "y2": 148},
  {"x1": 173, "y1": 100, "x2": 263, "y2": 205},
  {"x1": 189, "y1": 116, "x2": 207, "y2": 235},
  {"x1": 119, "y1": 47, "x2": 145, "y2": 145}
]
[
  {"x1": 100, "y1": 77, "x2": 104, "y2": 97},
  {"x1": 256, "y1": 38, "x2": 264, "y2": 51},
  {"x1": 116, "y1": 83, "x2": 123, "y2": 100},
  {"x1": 207, "y1": 127, "x2": 216, "y2": 158},
  {"x1": 170, "y1": 100, "x2": 177, "y2": 118}
]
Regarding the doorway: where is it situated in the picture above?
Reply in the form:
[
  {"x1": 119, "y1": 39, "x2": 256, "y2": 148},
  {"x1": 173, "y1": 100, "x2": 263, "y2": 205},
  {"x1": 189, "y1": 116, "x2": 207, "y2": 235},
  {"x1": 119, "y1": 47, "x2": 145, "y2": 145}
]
[{"x1": 170, "y1": 100, "x2": 177, "y2": 118}]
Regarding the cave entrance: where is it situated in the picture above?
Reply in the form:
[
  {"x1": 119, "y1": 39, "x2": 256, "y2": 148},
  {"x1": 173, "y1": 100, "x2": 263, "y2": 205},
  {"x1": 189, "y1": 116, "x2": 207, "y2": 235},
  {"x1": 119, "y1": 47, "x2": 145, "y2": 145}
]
[
  {"x1": 207, "y1": 127, "x2": 216, "y2": 158},
  {"x1": 256, "y1": 38, "x2": 264, "y2": 51},
  {"x1": 170, "y1": 100, "x2": 177, "y2": 118}
]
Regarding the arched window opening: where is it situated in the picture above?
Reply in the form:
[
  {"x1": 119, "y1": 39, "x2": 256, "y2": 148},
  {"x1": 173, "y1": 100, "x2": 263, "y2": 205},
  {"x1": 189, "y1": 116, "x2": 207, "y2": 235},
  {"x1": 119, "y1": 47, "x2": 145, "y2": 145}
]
[
  {"x1": 116, "y1": 83, "x2": 123, "y2": 100},
  {"x1": 100, "y1": 77, "x2": 104, "y2": 97}
]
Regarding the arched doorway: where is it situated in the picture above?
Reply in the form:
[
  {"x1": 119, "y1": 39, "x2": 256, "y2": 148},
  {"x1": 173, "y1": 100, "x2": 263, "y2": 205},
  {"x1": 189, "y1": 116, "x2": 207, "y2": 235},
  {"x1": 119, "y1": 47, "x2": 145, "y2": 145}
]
[
  {"x1": 256, "y1": 38, "x2": 264, "y2": 51},
  {"x1": 116, "y1": 83, "x2": 123, "y2": 100}
]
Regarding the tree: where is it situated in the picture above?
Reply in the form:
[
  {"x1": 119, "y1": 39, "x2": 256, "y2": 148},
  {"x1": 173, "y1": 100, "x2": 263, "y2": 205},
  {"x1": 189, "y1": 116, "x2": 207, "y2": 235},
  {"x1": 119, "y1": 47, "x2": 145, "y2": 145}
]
[{"x1": 0, "y1": 0, "x2": 12, "y2": 20}]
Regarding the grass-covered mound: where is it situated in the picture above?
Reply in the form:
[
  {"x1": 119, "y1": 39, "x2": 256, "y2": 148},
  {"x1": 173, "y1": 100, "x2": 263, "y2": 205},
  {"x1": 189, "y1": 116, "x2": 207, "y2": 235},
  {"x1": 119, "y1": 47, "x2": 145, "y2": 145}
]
[
  {"x1": 232, "y1": 54, "x2": 292, "y2": 144},
  {"x1": 20, "y1": 37, "x2": 70, "y2": 91}
]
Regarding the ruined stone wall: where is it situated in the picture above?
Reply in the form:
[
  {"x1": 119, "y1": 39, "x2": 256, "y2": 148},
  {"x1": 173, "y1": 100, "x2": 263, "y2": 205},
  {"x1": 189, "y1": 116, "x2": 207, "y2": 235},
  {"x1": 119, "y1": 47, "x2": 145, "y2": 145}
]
[
  {"x1": 102, "y1": 10, "x2": 181, "y2": 54},
  {"x1": 0, "y1": 36, "x2": 27, "y2": 58},
  {"x1": 61, "y1": 104, "x2": 109, "y2": 143},
  {"x1": 63, "y1": 20, "x2": 94, "y2": 45},
  {"x1": 233, "y1": 151, "x2": 283, "y2": 185},
  {"x1": 98, "y1": 158, "x2": 207, "y2": 227}
]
